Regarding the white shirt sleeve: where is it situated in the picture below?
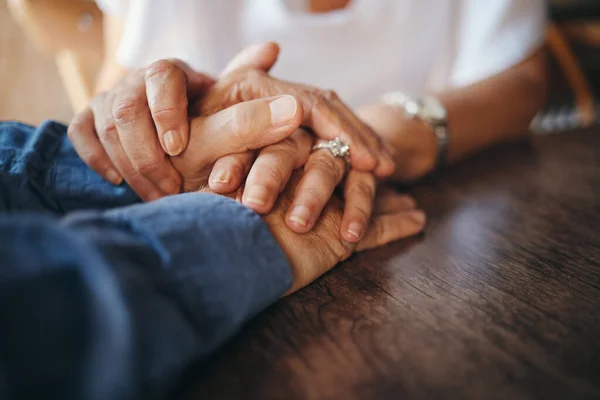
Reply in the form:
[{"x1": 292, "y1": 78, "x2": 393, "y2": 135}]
[{"x1": 450, "y1": 0, "x2": 547, "y2": 88}]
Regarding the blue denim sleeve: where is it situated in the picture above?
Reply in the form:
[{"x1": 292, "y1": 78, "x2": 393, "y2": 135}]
[
  {"x1": 0, "y1": 138, "x2": 292, "y2": 399},
  {"x1": 0, "y1": 120, "x2": 139, "y2": 213}
]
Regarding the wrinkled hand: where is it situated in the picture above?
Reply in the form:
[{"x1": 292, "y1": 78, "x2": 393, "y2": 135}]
[
  {"x1": 204, "y1": 172, "x2": 426, "y2": 295},
  {"x1": 197, "y1": 42, "x2": 395, "y2": 177},
  {"x1": 68, "y1": 59, "x2": 216, "y2": 201},
  {"x1": 172, "y1": 96, "x2": 303, "y2": 192},
  {"x1": 68, "y1": 42, "x2": 394, "y2": 241},
  {"x1": 356, "y1": 104, "x2": 438, "y2": 182},
  {"x1": 202, "y1": 42, "x2": 390, "y2": 242}
]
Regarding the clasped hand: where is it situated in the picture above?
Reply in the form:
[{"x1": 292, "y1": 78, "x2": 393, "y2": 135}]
[{"x1": 68, "y1": 42, "x2": 426, "y2": 292}]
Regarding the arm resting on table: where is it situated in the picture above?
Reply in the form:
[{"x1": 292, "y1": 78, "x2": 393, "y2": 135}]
[{"x1": 0, "y1": 193, "x2": 291, "y2": 400}]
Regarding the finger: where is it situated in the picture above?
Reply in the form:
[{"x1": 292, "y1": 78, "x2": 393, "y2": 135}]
[
  {"x1": 209, "y1": 152, "x2": 255, "y2": 193},
  {"x1": 329, "y1": 96, "x2": 396, "y2": 177},
  {"x1": 356, "y1": 209, "x2": 426, "y2": 252},
  {"x1": 199, "y1": 186, "x2": 244, "y2": 204},
  {"x1": 374, "y1": 193, "x2": 417, "y2": 215},
  {"x1": 189, "y1": 95, "x2": 303, "y2": 161},
  {"x1": 308, "y1": 90, "x2": 378, "y2": 172},
  {"x1": 243, "y1": 129, "x2": 312, "y2": 214},
  {"x1": 145, "y1": 59, "x2": 190, "y2": 156},
  {"x1": 169, "y1": 59, "x2": 216, "y2": 97},
  {"x1": 113, "y1": 84, "x2": 182, "y2": 196},
  {"x1": 92, "y1": 94, "x2": 165, "y2": 201},
  {"x1": 340, "y1": 171, "x2": 376, "y2": 243},
  {"x1": 221, "y1": 41, "x2": 280, "y2": 76},
  {"x1": 68, "y1": 107, "x2": 122, "y2": 185},
  {"x1": 286, "y1": 149, "x2": 346, "y2": 233}
]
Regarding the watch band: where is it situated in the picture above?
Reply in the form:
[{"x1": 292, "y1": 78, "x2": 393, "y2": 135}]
[{"x1": 382, "y1": 92, "x2": 450, "y2": 171}]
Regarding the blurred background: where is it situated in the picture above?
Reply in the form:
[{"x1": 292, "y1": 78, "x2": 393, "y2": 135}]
[{"x1": 1, "y1": 0, "x2": 599, "y2": 130}]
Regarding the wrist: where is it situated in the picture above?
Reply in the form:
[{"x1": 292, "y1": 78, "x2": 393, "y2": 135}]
[
  {"x1": 356, "y1": 104, "x2": 437, "y2": 182},
  {"x1": 262, "y1": 213, "x2": 300, "y2": 295}
]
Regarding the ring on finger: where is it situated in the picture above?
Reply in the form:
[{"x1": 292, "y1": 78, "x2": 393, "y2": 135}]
[{"x1": 311, "y1": 137, "x2": 351, "y2": 167}]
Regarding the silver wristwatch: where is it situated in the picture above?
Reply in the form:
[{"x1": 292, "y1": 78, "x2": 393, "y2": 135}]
[{"x1": 382, "y1": 92, "x2": 450, "y2": 170}]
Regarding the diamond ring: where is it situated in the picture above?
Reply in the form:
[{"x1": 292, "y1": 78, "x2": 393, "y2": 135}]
[{"x1": 311, "y1": 137, "x2": 351, "y2": 164}]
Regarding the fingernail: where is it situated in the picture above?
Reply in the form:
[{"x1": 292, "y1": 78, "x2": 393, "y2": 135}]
[
  {"x1": 244, "y1": 186, "x2": 268, "y2": 207},
  {"x1": 211, "y1": 169, "x2": 231, "y2": 185},
  {"x1": 288, "y1": 205, "x2": 311, "y2": 226},
  {"x1": 105, "y1": 168, "x2": 123, "y2": 185},
  {"x1": 410, "y1": 211, "x2": 426, "y2": 225},
  {"x1": 347, "y1": 222, "x2": 363, "y2": 239},
  {"x1": 164, "y1": 130, "x2": 183, "y2": 156},
  {"x1": 270, "y1": 95, "x2": 297, "y2": 126},
  {"x1": 159, "y1": 178, "x2": 180, "y2": 195}
]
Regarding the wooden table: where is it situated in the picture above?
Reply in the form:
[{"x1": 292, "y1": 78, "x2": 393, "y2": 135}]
[{"x1": 184, "y1": 128, "x2": 600, "y2": 400}]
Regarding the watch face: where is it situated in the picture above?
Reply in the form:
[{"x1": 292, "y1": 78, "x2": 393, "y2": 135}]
[{"x1": 422, "y1": 97, "x2": 447, "y2": 121}]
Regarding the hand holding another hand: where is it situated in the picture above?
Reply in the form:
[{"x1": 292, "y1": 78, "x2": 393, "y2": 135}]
[
  {"x1": 68, "y1": 42, "x2": 402, "y2": 242},
  {"x1": 202, "y1": 172, "x2": 426, "y2": 295}
]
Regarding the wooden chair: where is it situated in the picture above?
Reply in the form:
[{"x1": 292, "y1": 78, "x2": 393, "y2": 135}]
[
  {"x1": 546, "y1": 23, "x2": 597, "y2": 127},
  {"x1": 7, "y1": 0, "x2": 104, "y2": 114}
]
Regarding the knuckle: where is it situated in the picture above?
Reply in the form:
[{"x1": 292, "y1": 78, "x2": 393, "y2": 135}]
[
  {"x1": 150, "y1": 101, "x2": 187, "y2": 123},
  {"x1": 314, "y1": 94, "x2": 329, "y2": 112},
  {"x1": 145, "y1": 59, "x2": 179, "y2": 80},
  {"x1": 229, "y1": 109, "x2": 254, "y2": 146},
  {"x1": 134, "y1": 156, "x2": 163, "y2": 176},
  {"x1": 302, "y1": 186, "x2": 327, "y2": 206},
  {"x1": 324, "y1": 234, "x2": 353, "y2": 261},
  {"x1": 310, "y1": 155, "x2": 343, "y2": 182},
  {"x1": 274, "y1": 137, "x2": 299, "y2": 155},
  {"x1": 97, "y1": 120, "x2": 118, "y2": 141},
  {"x1": 226, "y1": 157, "x2": 248, "y2": 179},
  {"x1": 348, "y1": 201, "x2": 371, "y2": 223},
  {"x1": 375, "y1": 220, "x2": 388, "y2": 242},
  {"x1": 322, "y1": 89, "x2": 339, "y2": 102},
  {"x1": 348, "y1": 177, "x2": 376, "y2": 200},
  {"x1": 113, "y1": 96, "x2": 146, "y2": 125},
  {"x1": 126, "y1": 173, "x2": 147, "y2": 192},
  {"x1": 238, "y1": 69, "x2": 272, "y2": 103},
  {"x1": 242, "y1": 68, "x2": 263, "y2": 82},
  {"x1": 251, "y1": 165, "x2": 285, "y2": 190},
  {"x1": 84, "y1": 151, "x2": 106, "y2": 169},
  {"x1": 67, "y1": 120, "x2": 83, "y2": 140}
]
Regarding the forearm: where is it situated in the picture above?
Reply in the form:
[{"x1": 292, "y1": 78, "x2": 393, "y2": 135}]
[
  {"x1": 438, "y1": 48, "x2": 549, "y2": 163},
  {"x1": 358, "y1": 49, "x2": 549, "y2": 181},
  {"x1": 0, "y1": 194, "x2": 291, "y2": 399},
  {"x1": 0, "y1": 120, "x2": 139, "y2": 213}
]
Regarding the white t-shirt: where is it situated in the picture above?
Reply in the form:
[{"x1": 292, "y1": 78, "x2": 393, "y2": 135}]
[{"x1": 97, "y1": 0, "x2": 546, "y2": 107}]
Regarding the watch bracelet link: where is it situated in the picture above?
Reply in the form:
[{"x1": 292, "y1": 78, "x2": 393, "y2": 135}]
[{"x1": 382, "y1": 92, "x2": 450, "y2": 172}]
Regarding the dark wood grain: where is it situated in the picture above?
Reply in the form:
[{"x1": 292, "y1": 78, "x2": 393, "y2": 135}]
[{"x1": 184, "y1": 128, "x2": 600, "y2": 400}]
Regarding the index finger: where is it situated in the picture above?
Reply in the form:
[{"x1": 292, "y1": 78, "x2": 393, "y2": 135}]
[
  {"x1": 145, "y1": 59, "x2": 191, "y2": 157},
  {"x1": 113, "y1": 83, "x2": 182, "y2": 197}
]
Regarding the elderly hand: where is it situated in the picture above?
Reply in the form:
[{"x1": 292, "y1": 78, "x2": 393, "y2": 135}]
[
  {"x1": 201, "y1": 42, "x2": 390, "y2": 242},
  {"x1": 198, "y1": 42, "x2": 395, "y2": 177},
  {"x1": 172, "y1": 96, "x2": 303, "y2": 192},
  {"x1": 68, "y1": 59, "x2": 216, "y2": 201},
  {"x1": 355, "y1": 104, "x2": 438, "y2": 182},
  {"x1": 203, "y1": 171, "x2": 426, "y2": 295}
]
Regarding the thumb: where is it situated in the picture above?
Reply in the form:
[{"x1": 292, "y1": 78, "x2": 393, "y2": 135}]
[
  {"x1": 188, "y1": 95, "x2": 303, "y2": 162},
  {"x1": 221, "y1": 41, "x2": 280, "y2": 76}
]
